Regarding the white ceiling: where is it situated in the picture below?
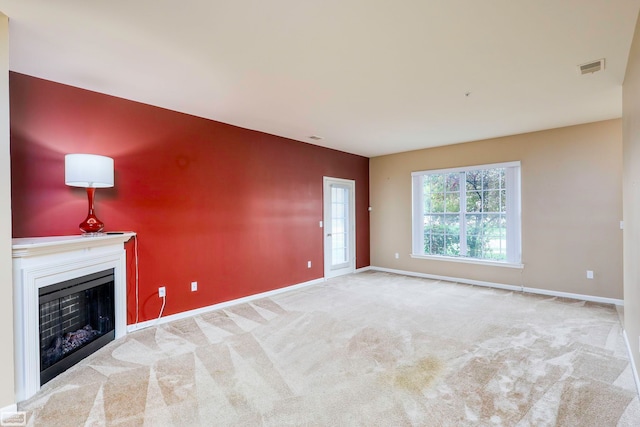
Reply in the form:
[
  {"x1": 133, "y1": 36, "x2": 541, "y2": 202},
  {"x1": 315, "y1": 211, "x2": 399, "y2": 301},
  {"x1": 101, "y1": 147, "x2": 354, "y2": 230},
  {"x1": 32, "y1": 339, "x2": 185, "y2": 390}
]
[{"x1": 0, "y1": 1, "x2": 638, "y2": 157}]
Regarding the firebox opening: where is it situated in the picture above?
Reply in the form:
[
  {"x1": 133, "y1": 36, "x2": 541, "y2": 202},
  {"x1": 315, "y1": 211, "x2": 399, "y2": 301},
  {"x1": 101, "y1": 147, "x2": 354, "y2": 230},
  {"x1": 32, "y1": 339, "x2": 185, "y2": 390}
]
[{"x1": 39, "y1": 269, "x2": 115, "y2": 385}]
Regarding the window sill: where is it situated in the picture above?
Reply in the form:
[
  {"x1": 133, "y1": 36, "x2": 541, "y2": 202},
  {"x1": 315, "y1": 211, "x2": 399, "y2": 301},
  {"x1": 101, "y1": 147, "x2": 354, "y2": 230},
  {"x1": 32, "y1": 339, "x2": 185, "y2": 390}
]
[{"x1": 410, "y1": 254, "x2": 524, "y2": 269}]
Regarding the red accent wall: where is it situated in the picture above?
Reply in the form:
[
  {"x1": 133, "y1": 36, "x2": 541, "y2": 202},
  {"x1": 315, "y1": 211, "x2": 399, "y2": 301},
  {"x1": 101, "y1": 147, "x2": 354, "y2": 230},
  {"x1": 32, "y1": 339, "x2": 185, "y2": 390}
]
[{"x1": 10, "y1": 72, "x2": 370, "y2": 323}]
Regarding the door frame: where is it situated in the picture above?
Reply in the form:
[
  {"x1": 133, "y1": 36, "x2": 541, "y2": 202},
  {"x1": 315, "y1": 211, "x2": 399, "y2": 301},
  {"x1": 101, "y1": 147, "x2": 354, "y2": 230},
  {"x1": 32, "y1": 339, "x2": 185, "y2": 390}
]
[{"x1": 323, "y1": 177, "x2": 356, "y2": 279}]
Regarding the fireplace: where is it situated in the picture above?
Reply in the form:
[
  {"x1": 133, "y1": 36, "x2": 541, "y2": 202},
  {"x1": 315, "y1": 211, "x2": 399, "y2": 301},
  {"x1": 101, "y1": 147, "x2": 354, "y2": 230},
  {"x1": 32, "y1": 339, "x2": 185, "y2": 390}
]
[
  {"x1": 39, "y1": 269, "x2": 115, "y2": 385},
  {"x1": 12, "y1": 233, "x2": 134, "y2": 401}
]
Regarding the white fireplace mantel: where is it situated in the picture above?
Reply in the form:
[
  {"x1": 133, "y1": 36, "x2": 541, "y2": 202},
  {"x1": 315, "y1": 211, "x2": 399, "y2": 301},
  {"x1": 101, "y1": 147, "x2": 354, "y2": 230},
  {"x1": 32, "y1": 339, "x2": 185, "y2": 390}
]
[{"x1": 12, "y1": 233, "x2": 135, "y2": 402}]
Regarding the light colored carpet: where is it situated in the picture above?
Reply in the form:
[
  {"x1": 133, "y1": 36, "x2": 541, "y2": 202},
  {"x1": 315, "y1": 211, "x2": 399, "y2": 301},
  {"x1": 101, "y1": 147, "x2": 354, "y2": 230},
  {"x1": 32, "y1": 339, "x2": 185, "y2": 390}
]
[{"x1": 19, "y1": 271, "x2": 640, "y2": 426}]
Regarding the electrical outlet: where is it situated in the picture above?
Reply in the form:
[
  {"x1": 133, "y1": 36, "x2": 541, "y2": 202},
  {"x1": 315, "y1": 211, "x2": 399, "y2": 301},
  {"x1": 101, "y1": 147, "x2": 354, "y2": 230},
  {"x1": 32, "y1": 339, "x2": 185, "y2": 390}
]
[
  {"x1": 191, "y1": 281, "x2": 198, "y2": 292},
  {"x1": 158, "y1": 286, "x2": 166, "y2": 297},
  {"x1": 395, "y1": 253, "x2": 399, "y2": 259},
  {"x1": 307, "y1": 261, "x2": 312, "y2": 268},
  {"x1": 586, "y1": 270, "x2": 594, "y2": 279}
]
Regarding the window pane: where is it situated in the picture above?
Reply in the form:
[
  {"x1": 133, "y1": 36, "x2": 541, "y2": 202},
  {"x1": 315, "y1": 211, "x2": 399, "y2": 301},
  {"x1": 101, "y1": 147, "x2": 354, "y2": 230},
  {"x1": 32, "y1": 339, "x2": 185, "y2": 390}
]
[
  {"x1": 429, "y1": 214, "x2": 444, "y2": 228},
  {"x1": 466, "y1": 213, "x2": 482, "y2": 234},
  {"x1": 482, "y1": 214, "x2": 501, "y2": 230},
  {"x1": 430, "y1": 174, "x2": 444, "y2": 192},
  {"x1": 423, "y1": 214, "x2": 431, "y2": 227},
  {"x1": 332, "y1": 187, "x2": 344, "y2": 203},
  {"x1": 431, "y1": 193, "x2": 444, "y2": 213},
  {"x1": 444, "y1": 214, "x2": 460, "y2": 235},
  {"x1": 424, "y1": 196, "x2": 431, "y2": 212},
  {"x1": 332, "y1": 248, "x2": 346, "y2": 263},
  {"x1": 444, "y1": 234, "x2": 460, "y2": 256},
  {"x1": 484, "y1": 233, "x2": 506, "y2": 261},
  {"x1": 466, "y1": 191, "x2": 481, "y2": 212},
  {"x1": 431, "y1": 216, "x2": 445, "y2": 237},
  {"x1": 466, "y1": 170, "x2": 482, "y2": 191},
  {"x1": 444, "y1": 214, "x2": 460, "y2": 256},
  {"x1": 430, "y1": 233, "x2": 445, "y2": 255},
  {"x1": 480, "y1": 214, "x2": 506, "y2": 260},
  {"x1": 466, "y1": 234, "x2": 482, "y2": 258},
  {"x1": 483, "y1": 190, "x2": 501, "y2": 213},
  {"x1": 484, "y1": 169, "x2": 502, "y2": 190},
  {"x1": 424, "y1": 229, "x2": 432, "y2": 254},
  {"x1": 445, "y1": 192, "x2": 460, "y2": 213},
  {"x1": 481, "y1": 170, "x2": 491, "y2": 190},
  {"x1": 445, "y1": 173, "x2": 460, "y2": 191}
]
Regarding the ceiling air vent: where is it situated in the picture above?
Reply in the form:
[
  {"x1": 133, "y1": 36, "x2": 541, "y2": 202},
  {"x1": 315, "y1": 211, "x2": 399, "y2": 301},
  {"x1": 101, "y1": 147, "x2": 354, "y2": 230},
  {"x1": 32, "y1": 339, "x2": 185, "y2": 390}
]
[{"x1": 578, "y1": 58, "x2": 605, "y2": 75}]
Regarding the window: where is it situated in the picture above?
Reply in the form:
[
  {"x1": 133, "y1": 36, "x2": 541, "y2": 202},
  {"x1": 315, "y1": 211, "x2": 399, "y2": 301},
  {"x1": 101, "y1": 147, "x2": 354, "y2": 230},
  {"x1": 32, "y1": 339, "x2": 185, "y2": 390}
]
[{"x1": 411, "y1": 161, "x2": 521, "y2": 266}]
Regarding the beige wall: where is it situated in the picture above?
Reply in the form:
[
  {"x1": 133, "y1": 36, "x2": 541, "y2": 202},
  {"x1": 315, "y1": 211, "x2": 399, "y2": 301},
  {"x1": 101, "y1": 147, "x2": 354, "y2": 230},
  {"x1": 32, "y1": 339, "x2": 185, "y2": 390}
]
[
  {"x1": 371, "y1": 119, "x2": 623, "y2": 299},
  {"x1": 623, "y1": 11, "x2": 640, "y2": 375},
  {"x1": 0, "y1": 13, "x2": 15, "y2": 408}
]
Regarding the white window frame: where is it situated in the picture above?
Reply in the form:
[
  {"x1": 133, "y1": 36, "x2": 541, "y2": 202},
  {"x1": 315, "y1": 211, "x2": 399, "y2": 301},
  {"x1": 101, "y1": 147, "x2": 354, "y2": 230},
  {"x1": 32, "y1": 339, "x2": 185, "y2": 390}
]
[{"x1": 411, "y1": 161, "x2": 522, "y2": 268}]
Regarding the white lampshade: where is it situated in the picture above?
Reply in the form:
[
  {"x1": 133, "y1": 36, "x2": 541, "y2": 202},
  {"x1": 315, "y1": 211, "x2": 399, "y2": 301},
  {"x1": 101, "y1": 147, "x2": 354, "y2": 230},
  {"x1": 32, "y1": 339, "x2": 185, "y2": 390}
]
[{"x1": 65, "y1": 154, "x2": 114, "y2": 188}]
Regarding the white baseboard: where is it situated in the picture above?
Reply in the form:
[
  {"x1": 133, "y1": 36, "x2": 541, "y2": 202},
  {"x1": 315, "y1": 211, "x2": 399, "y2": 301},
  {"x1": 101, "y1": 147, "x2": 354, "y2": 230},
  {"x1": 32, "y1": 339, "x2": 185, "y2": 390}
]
[
  {"x1": 623, "y1": 330, "x2": 640, "y2": 397},
  {"x1": 127, "y1": 277, "x2": 326, "y2": 333},
  {"x1": 522, "y1": 286, "x2": 623, "y2": 306},
  {"x1": 368, "y1": 266, "x2": 624, "y2": 306},
  {"x1": 370, "y1": 266, "x2": 522, "y2": 292},
  {"x1": 355, "y1": 266, "x2": 371, "y2": 273}
]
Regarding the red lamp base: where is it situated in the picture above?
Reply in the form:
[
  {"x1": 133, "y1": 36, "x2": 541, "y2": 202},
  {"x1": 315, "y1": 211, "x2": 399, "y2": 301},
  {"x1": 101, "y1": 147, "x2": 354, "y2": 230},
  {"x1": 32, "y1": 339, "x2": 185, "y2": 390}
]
[
  {"x1": 79, "y1": 188, "x2": 105, "y2": 233},
  {"x1": 79, "y1": 214, "x2": 104, "y2": 233}
]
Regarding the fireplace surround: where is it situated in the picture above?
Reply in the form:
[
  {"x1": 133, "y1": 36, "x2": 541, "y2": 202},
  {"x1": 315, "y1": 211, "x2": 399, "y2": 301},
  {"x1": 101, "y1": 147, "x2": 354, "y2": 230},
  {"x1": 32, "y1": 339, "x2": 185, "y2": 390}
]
[{"x1": 12, "y1": 233, "x2": 135, "y2": 402}]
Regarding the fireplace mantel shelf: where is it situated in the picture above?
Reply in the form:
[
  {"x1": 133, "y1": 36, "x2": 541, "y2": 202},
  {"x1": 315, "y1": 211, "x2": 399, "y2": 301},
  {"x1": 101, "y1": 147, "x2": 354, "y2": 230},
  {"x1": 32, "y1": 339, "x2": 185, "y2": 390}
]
[{"x1": 13, "y1": 232, "x2": 136, "y2": 258}]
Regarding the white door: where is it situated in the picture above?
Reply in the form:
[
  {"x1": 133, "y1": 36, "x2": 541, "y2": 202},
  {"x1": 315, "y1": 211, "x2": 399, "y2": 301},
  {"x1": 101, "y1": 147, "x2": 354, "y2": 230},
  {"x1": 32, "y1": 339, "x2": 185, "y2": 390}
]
[{"x1": 323, "y1": 177, "x2": 356, "y2": 278}]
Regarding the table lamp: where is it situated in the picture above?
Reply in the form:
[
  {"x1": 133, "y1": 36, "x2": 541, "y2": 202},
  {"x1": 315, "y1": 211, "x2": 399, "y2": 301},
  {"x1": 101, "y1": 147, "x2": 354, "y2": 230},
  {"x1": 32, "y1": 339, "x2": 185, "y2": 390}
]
[{"x1": 65, "y1": 154, "x2": 114, "y2": 234}]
